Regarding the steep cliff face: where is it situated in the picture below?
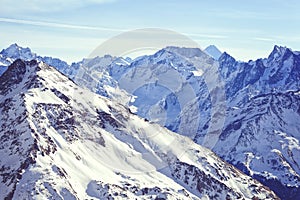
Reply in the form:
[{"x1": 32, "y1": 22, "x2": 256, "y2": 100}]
[
  {"x1": 213, "y1": 46, "x2": 300, "y2": 199},
  {"x1": 213, "y1": 90, "x2": 300, "y2": 199}
]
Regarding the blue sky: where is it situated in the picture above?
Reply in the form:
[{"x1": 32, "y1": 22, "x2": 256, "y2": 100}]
[{"x1": 0, "y1": 0, "x2": 299, "y2": 63}]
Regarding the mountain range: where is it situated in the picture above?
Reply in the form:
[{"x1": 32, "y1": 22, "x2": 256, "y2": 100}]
[
  {"x1": 0, "y1": 43, "x2": 299, "y2": 199},
  {"x1": 0, "y1": 58, "x2": 278, "y2": 199}
]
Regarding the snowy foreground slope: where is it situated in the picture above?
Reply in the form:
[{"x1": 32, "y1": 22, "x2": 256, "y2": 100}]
[{"x1": 0, "y1": 59, "x2": 279, "y2": 199}]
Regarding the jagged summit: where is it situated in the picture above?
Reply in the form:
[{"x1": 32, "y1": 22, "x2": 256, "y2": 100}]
[
  {"x1": 0, "y1": 59, "x2": 278, "y2": 199},
  {"x1": 268, "y1": 45, "x2": 292, "y2": 60},
  {"x1": 0, "y1": 43, "x2": 36, "y2": 61},
  {"x1": 218, "y1": 51, "x2": 236, "y2": 62},
  {"x1": 0, "y1": 44, "x2": 70, "y2": 78},
  {"x1": 1, "y1": 43, "x2": 22, "y2": 54}
]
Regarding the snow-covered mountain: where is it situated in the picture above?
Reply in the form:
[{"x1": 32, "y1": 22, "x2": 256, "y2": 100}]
[
  {"x1": 0, "y1": 43, "x2": 35, "y2": 75},
  {"x1": 0, "y1": 43, "x2": 69, "y2": 77},
  {"x1": 80, "y1": 45, "x2": 299, "y2": 200},
  {"x1": 0, "y1": 44, "x2": 130, "y2": 100},
  {"x1": 204, "y1": 45, "x2": 222, "y2": 60},
  {"x1": 209, "y1": 47, "x2": 300, "y2": 200},
  {"x1": 213, "y1": 90, "x2": 300, "y2": 199},
  {"x1": 218, "y1": 45, "x2": 300, "y2": 106},
  {"x1": 0, "y1": 59, "x2": 279, "y2": 199},
  {"x1": 1, "y1": 43, "x2": 299, "y2": 199}
]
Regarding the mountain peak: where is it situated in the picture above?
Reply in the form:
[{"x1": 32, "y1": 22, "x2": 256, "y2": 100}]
[
  {"x1": 218, "y1": 51, "x2": 236, "y2": 62},
  {"x1": 268, "y1": 45, "x2": 292, "y2": 60},
  {"x1": 0, "y1": 44, "x2": 72, "y2": 77},
  {"x1": 2, "y1": 43, "x2": 25, "y2": 53},
  {"x1": 0, "y1": 59, "x2": 41, "y2": 96},
  {"x1": 273, "y1": 45, "x2": 288, "y2": 54},
  {"x1": 7, "y1": 43, "x2": 20, "y2": 49},
  {"x1": 204, "y1": 45, "x2": 222, "y2": 60},
  {"x1": 0, "y1": 43, "x2": 36, "y2": 61}
]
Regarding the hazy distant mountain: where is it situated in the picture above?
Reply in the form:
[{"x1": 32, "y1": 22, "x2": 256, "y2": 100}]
[{"x1": 204, "y1": 45, "x2": 222, "y2": 60}]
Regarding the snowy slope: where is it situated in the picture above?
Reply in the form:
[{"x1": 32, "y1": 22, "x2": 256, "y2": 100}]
[
  {"x1": 102, "y1": 45, "x2": 300, "y2": 199},
  {"x1": 0, "y1": 59, "x2": 278, "y2": 199},
  {"x1": 97, "y1": 46, "x2": 228, "y2": 144}
]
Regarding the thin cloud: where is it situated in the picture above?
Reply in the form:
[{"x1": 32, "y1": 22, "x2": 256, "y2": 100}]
[
  {"x1": 0, "y1": 17, "x2": 125, "y2": 32},
  {"x1": 0, "y1": 17, "x2": 228, "y2": 40},
  {"x1": 274, "y1": 36, "x2": 300, "y2": 42},
  {"x1": 254, "y1": 35, "x2": 300, "y2": 43},
  {"x1": 0, "y1": 0, "x2": 116, "y2": 13},
  {"x1": 253, "y1": 37, "x2": 276, "y2": 42},
  {"x1": 185, "y1": 33, "x2": 227, "y2": 39}
]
